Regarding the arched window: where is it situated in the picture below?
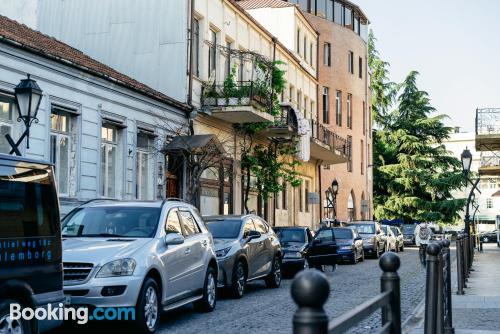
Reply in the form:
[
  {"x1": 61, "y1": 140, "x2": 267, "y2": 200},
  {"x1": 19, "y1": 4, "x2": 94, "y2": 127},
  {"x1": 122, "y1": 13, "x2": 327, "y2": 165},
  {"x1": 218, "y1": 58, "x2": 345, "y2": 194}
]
[{"x1": 347, "y1": 190, "x2": 356, "y2": 222}]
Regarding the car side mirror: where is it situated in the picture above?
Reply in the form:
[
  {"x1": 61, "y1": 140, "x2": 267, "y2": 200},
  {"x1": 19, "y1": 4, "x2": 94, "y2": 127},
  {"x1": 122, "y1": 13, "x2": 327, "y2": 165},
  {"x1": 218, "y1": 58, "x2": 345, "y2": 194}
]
[
  {"x1": 164, "y1": 233, "x2": 184, "y2": 245},
  {"x1": 247, "y1": 230, "x2": 261, "y2": 240}
]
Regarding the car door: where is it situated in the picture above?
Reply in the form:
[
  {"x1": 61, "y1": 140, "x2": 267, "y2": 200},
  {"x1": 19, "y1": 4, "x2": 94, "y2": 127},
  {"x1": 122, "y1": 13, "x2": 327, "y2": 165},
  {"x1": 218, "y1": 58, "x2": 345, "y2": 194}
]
[
  {"x1": 159, "y1": 208, "x2": 192, "y2": 303},
  {"x1": 309, "y1": 228, "x2": 337, "y2": 265},
  {"x1": 253, "y1": 218, "x2": 273, "y2": 276},
  {"x1": 242, "y1": 219, "x2": 260, "y2": 279},
  {"x1": 178, "y1": 208, "x2": 206, "y2": 294}
]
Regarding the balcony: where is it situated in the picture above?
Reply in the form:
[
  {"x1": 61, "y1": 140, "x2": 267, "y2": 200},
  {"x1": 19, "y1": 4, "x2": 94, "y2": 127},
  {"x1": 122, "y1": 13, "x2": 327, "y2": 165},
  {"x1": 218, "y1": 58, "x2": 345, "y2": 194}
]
[
  {"x1": 479, "y1": 154, "x2": 500, "y2": 176},
  {"x1": 309, "y1": 120, "x2": 349, "y2": 165},
  {"x1": 261, "y1": 103, "x2": 299, "y2": 139},
  {"x1": 476, "y1": 108, "x2": 500, "y2": 151},
  {"x1": 201, "y1": 81, "x2": 275, "y2": 124}
]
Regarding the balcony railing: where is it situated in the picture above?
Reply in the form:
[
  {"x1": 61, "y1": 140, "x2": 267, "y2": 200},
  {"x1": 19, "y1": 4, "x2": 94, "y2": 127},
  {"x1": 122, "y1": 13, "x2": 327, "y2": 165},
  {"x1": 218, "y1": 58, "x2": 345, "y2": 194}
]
[
  {"x1": 201, "y1": 81, "x2": 271, "y2": 111},
  {"x1": 481, "y1": 155, "x2": 500, "y2": 168},
  {"x1": 310, "y1": 119, "x2": 349, "y2": 156},
  {"x1": 476, "y1": 108, "x2": 500, "y2": 135}
]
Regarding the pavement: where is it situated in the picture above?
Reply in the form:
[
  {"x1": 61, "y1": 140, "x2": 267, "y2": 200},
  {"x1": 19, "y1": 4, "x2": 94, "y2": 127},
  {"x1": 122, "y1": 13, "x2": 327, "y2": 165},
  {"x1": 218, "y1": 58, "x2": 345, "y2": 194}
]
[{"x1": 407, "y1": 243, "x2": 500, "y2": 334}]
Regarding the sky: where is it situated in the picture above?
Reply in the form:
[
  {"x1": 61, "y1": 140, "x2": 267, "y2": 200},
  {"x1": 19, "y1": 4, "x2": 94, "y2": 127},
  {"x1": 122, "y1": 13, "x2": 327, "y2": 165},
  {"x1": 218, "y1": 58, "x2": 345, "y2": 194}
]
[{"x1": 355, "y1": 0, "x2": 500, "y2": 133}]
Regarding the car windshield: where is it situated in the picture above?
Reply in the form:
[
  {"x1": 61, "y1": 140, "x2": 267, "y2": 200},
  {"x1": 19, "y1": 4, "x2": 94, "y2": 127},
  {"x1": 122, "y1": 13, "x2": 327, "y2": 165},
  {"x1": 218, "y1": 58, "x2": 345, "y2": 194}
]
[
  {"x1": 352, "y1": 224, "x2": 375, "y2": 234},
  {"x1": 206, "y1": 219, "x2": 242, "y2": 239},
  {"x1": 275, "y1": 229, "x2": 305, "y2": 243},
  {"x1": 333, "y1": 229, "x2": 353, "y2": 239},
  {"x1": 61, "y1": 206, "x2": 160, "y2": 238},
  {"x1": 403, "y1": 225, "x2": 415, "y2": 233}
]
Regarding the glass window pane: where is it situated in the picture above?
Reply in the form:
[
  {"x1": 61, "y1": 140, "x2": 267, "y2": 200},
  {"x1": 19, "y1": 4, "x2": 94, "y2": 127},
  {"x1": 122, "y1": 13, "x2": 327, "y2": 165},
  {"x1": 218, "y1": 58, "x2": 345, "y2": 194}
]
[
  {"x1": 179, "y1": 210, "x2": 200, "y2": 237},
  {"x1": 140, "y1": 152, "x2": 148, "y2": 199},
  {"x1": 345, "y1": 7, "x2": 353, "y2": 28},
  {"x1": 59, "y1": 136, "x2": 69, "y2": 194},
  {"x1": 334, "y1": 1, "x2": 343, "y2": 24},
  {"x1": 298, "y1": 0, "x2": 308, "y2": 12},
  {"x1": 107, "y1": 145, "x2": 116, "y2": 197},
  {"x1": 316, "y1": 0, "x2": 327, "y2": 18},
  {"x1": 165, "y1": 210, "x2": 182, "y2": 234},
  {"x1": 326, "y1": 0, "x2": 333, "y2": 21},
  {"x1": 0, "y1": 124, "x2": 12, "y2": 154},
  {"x1": 0, "y1": 95, "x2": 14, "y2": 122},
  {"x1": 100, "y1": 143, "x2": 106, "y2": 196}
]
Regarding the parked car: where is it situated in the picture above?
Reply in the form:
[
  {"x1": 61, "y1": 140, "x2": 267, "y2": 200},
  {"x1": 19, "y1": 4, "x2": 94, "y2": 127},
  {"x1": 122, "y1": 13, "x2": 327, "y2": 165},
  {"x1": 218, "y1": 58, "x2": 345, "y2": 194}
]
[
  {"x1": 205, "y1": 215, "x2": 282, "y2": 298},
  {"x1": 347, "y1": 221, "x2": 385, "y2": 258},
  {"x1": 479, "y1": 230, "x2": 498, "y2": 243},
  {"x1": 0, "y1": 154, "x2": 64, "y2": 334},
  {"x1": 306, "y1": 227, "x2": 338, "y2": 271},
  {"x1": 381, "y1": 225, "x2": 397, "y2": 252},
  {"x1": 402, "y1": 224, "x2": 417, "y2": 245},
  {"x1": 273, "y1": 227, "x2": 313, "y2": 275},
  {"x1": 391, "y1": 226, "x2": 405, "y2": 252},
  {"x1": 61, "y1": 200, "x2": 218, "y2": 333},
  {"x1": 333, "y1": 227, "x2": 364, "y2": 264}
]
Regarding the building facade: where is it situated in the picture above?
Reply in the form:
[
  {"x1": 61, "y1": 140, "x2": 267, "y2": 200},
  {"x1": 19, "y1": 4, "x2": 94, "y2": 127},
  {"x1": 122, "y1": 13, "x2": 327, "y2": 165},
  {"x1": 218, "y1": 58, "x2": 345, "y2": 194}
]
[
  {"x1": 279, "y1": 0, "x2": 373, "y2": 222},
  {"x1": 0, "y1": 15, "x2": 188, "y2": 214}
]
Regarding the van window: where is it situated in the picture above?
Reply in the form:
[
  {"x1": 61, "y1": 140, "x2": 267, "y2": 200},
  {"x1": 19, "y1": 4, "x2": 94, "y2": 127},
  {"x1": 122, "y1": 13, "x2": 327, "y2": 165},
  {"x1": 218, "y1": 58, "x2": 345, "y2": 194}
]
[{"x1": 0, "y1": 166, "x2": 58, "y2": 238}]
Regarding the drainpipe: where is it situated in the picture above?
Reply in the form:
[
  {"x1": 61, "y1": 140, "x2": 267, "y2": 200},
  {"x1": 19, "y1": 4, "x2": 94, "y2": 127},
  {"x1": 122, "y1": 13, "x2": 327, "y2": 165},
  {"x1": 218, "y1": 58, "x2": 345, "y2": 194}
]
[
  {"x1": 272, "y1": 36, "x2": 278, "y2": 226},
  {"x1": 187, "y1": 0, "x2": 195, "y2": 135}
]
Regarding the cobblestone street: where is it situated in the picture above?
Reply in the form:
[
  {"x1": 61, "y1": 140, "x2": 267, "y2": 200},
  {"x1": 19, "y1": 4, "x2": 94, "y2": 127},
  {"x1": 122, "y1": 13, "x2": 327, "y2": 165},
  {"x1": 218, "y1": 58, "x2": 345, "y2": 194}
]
[{"x1": 156, "y1": 247, "x2": 426, "y2": 334}]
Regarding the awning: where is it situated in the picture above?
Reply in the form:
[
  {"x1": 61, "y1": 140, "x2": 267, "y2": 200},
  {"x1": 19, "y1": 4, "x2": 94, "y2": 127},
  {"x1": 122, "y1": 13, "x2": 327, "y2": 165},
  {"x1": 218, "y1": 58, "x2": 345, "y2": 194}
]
[{"x1": 163, "y1": 134, "x2": 225, "y2": 155}]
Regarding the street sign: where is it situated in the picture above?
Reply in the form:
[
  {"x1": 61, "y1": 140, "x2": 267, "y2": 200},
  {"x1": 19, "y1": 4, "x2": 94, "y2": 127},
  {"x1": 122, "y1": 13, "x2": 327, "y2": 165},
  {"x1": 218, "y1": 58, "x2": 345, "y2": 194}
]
[{"x1": 308, "y1": 192, "x2": 320, "y2": 204}]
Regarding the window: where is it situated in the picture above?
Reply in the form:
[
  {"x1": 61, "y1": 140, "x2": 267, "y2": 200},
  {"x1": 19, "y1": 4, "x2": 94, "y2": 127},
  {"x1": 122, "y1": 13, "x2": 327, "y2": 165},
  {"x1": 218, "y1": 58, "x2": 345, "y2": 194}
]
[
  {"x1": 304, "y1": 96, "x2": 309, "y2": 119},
  {"x1": 136, "y1": 131, "x2": 154, "y2": 200},
  {"x1": 165, "y1": 209, "x2": 182, "y2": 234},
  {"x1": 347, "y1": 94, "x2": 352, "y2": 129},
  {"x1": 179, "y1": 210, "x2": 201, "y2": 237},
  {"x1": 50, "y1": 106, "x2": 77, "y2": 196},
  {"x1": 276, "y1": 186, "x2": 282, "y2": 209},
  {"x1": 303, "y1": 36, "x2": 307, "y2": 62},
  {"x1": 363, "y1": 101, "x2": 367, "y2": 134},
  {"x1": 326, "y1": 0, "x2": 334, "y2": 21},
  {"x1": 0, "y1": 94, "x2": 17, "y2": 154},
  {"x1": 316, "y1": 0, "x2": 327, "y2": 18},
  {"x1": 296, "y1": 29, "x2": 300, "y2": 54},
  {"x1": 299, "y1": 183, "x2": 304, "y2": 212},
  {"x1": 254, "y1": 218, "x2": 268, "y2": 234},
  {"x1": 305, "y1": 180, "x2": 310, "y2": 213},
  {"x1": 208, "y1": 28, "x2": 217, "y2": 78},
  {"x1": 310, "y1": 42, "x2": 314, "y2": 66},
  {"x1": 486, "y1": 198, "x2": 493, "y2": 209},
  {"x1": 282, "y1": 182, "x2": 287, "y2": 210},
  {"x1": 348, "y1": 51, "x2": 354, "y2": 74},
  {"x1": 297, "y1": 90, "x2": 302, "y2": 112},
  {"x1": 298, "y1": 0, "x2": 309, "y2": 11},
  {"x1": 192, "y1": 18, "x2": 200, "y2": 77},
  {"x1": 347, "y1": 135, "x2": 352, "y2": 172},
  {"x1": 359, "y1": 57, "x2": 363, "y2": 78},
  {"x1": 289, "y1": 85, "x2": 295, "y2": 103},
  {"x1": 324, "y1": 42, "x2": 331, "y2": 66},
  {"x1": 322, "y1": 87, "x2": 330, "y2": 124},
  {"x1": 335, "y1": 90, "x2": 342, "y2": 126},
  {"x1": 334, "y1": 1, "x2": 344, "y2": 25},
  {"x1": 243, "y1": 219, "x2": 255, "y2": 238},
  {"x1": 315, "y1": 229, "x2": 334, "y2": 242},
  {"x1": 345, "y1": 6, "x2": 353, "y2": 29},
  {"x1": 224, "y1": 40, "x2": 233, "y2": 79},
  {"x1": 238, "y1": 51, "x2": 245, "y2": 82},
  {"x1": 490, "y1": 179, "x2": 497, "y2": 189},
  {"x1": 354, "y1": 15, "x2": 360, "y2": 34},
  {"x1": 100, "y1": 123, "x2": 120, "y2": 198},
  {"x1": 361, "y1": 140, "x2": 364, "y2": 174},
  {"x1": 368, "y1": 107, "x2": 372, "y2": 135}
]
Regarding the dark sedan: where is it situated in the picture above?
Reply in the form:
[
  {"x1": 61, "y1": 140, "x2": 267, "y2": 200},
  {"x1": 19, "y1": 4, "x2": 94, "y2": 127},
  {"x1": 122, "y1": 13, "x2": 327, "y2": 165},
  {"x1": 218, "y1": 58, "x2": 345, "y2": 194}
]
[
  {"x1": 333, "y1": 227, "x2": 364, "y2": 264},
  {"x1": 479, "y1": 230, "x2": 498, "y2": 243},
  {"x1": 402, "y1": 224, "x2": 417, "y2": 246},
  {"x1": 273, "y1": 227, "x2": 313, "y2": 275},
  {"x1": 347, "y1": 221, "x2": 385, "y2": 258},
  {"x1": 306, "y1": 227, "x2": 338, "y2": 271}
]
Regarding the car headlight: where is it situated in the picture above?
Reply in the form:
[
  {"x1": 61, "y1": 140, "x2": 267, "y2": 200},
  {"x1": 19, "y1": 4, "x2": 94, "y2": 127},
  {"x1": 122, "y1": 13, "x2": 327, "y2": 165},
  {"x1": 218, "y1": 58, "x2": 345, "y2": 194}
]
[
  {"x1": 284, "y1": 252, "x2": 302, "y2": 259},
  {"x1": 341, "y1": 246, "x2": 353, "y2": 250},
  {"x1": 215, "y1": 247, "x2": 231, "y2": 258},
  {"x1": 96, "y1": 258, "x2": 136, "y2": 278}
]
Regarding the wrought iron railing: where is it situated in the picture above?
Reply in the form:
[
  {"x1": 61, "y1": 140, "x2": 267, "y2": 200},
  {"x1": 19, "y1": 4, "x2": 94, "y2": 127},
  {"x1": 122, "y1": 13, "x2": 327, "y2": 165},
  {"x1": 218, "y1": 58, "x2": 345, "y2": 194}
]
[
  {"x1": 480, "y1": 154, "x2": 500, "y2": 168},
  {"x1": 271, "y1": 106, "x2": 299, "y2": 132},
  {"x1": 201, "y1": 81, "x2": 271, "y2": 111},
  {"x1": 476, "y1": 108, "x2": 500, "y2": 135},
  {"x1": 310, "y1": 119, "x2": 349, "y2": 156}
]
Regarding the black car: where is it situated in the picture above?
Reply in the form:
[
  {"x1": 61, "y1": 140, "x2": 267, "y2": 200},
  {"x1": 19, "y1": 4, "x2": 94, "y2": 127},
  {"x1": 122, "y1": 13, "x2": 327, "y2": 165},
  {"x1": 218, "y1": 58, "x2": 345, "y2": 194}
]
[
  {"x1": 0, "y1": 154, "x2": 64, "y2": 333},
  {"x1": 347, "y1": 221, "x2": 385, "y2": 258},
  {"x1": 479, "y1": 230, "x2": 498, "y2": 243},
  {"x1": 333, "y1": 227, "x2": 364, "y2": 264},
  {"x1": 402, "y1": 224, "x2": 417, "y2": 246},
  {"x1": 274, "y1": 227, "x2": 313, "y2": 275},
  {"x1": 306, "y1": 227, "x2": 338, "y2": 271}
]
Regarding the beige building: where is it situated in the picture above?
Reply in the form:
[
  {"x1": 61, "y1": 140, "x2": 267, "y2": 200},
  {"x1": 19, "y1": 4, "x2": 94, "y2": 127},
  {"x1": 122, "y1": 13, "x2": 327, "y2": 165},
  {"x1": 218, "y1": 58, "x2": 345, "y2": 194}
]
[{"x1": 189, "y1": 0, "x2": 348, "y2": 228}]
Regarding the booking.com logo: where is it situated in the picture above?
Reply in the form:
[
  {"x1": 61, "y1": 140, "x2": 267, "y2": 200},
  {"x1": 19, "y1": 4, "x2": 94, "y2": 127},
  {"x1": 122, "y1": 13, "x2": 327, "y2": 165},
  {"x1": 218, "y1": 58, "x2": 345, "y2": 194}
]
[{"x1": 10, "y1": 303, "x2": 135, "y2": 324}]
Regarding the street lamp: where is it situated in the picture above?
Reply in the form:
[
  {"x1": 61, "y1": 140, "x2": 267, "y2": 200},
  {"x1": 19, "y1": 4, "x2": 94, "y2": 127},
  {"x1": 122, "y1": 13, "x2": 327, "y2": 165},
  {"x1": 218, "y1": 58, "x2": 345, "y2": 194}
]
[
  {"x1": 461, "y1": 148, "x2": 472, "y2": 176},
  {"x1": 331, "y1": 179, "x2": 339, "y2": 195},
  {"x1": 330, "y1": 179, "x2": 339, "y2": 220},
  {"x1": 5, "y1": 74, "x2": 43, "y2": 155}
]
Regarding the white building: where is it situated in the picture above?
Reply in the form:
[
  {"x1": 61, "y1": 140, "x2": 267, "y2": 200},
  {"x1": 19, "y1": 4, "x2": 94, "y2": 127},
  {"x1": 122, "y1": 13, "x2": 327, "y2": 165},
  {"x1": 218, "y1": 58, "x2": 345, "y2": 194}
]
[
  {"x1": 443, "y1": 130, "x2": 498, "y2": 232},
  {"x1": 0, "y1": 15, "x2": 188, "y2": 214}
]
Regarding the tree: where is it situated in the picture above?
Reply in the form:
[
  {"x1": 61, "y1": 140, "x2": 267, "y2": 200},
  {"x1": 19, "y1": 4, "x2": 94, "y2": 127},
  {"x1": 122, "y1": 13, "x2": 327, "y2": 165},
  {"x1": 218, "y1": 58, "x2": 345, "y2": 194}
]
[{"x1": 374, "y1": 71, "x2": 465, "y2": 223}]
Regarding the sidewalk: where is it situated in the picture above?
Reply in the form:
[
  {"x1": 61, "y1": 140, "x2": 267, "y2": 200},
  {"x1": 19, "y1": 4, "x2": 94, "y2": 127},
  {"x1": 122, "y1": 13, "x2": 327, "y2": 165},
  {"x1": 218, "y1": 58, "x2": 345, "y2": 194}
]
[{"x1": 408, "y1": 243, "x2": 500, "y2": 334}]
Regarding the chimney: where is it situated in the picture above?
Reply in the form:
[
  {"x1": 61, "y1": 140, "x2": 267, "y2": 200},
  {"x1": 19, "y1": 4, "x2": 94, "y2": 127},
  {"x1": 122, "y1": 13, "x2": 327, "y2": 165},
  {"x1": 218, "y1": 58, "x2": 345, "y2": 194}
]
[{"x1": 454, "y1": 127, "x2": 460, "y2": 133}]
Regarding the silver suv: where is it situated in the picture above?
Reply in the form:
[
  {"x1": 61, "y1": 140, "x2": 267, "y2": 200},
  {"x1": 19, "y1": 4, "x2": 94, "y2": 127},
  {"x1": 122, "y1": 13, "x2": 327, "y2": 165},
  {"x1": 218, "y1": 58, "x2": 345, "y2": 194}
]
[{"x1": 61, "y1": 200, "x2": 218, "y2": 333}]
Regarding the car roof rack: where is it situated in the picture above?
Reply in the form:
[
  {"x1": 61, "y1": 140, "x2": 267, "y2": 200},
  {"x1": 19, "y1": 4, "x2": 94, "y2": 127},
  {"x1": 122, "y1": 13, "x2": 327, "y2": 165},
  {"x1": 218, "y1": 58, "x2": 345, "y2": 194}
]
[
  {"x1": 160, "y1": 197, "x2": 188, "y2": 210},
  {"x1": 79, "y1": 198, "x2": 120, "y2": 206}
]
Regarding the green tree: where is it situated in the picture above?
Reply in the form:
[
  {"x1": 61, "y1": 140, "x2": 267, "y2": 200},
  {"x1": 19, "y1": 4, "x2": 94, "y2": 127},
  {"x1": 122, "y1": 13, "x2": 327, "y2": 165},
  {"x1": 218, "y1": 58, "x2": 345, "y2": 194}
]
[{"x1": 374, "y1": 71, "x2": 465, "y2": 223}]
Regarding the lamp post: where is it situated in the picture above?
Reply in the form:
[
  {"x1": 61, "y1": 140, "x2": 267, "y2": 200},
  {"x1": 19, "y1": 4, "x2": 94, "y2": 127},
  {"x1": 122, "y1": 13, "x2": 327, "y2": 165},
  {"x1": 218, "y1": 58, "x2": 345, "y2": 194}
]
[
  {"x1": 4, "y1": 74, "x2": 43, "y2": 156},
  {"x1": 331, "y1": 179, "x2": 339, "y2": 221}
]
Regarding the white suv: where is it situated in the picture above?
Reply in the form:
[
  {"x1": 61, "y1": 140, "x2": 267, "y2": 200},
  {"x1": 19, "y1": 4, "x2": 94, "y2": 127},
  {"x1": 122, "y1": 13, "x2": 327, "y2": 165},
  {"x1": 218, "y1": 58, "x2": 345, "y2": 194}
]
[{"x1": 61, "y1": 199, "x2": 218, "y2": 333}]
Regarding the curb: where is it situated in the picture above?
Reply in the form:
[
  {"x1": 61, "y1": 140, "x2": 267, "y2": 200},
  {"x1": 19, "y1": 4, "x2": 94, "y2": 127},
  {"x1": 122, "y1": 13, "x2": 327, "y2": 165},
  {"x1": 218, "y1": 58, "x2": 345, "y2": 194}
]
[{"x1": 402, "y1": 297, "x2": 425, "y2": 334}]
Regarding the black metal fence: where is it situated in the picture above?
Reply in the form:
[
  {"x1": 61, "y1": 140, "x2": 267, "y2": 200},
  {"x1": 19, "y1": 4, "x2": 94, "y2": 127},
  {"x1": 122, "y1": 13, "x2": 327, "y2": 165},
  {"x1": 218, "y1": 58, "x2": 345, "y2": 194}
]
[
  {"x1": 291, "y1": 252, "x2": 401, "y2": 334},
  {"x1": 309, "y1": 119, "x2": 349, "y2": 157},
  {"x1": 201, "y1": 81, "x2": 270, "y2": 109},
  {"x1": 476, "y1": 108, "x2": 500, "y2": 135}
]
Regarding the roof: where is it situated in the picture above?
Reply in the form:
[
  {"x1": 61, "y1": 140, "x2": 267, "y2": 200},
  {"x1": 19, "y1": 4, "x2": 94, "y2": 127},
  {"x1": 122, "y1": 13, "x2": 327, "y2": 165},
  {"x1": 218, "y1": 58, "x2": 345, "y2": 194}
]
[
  {"x1": 238, "y1": 0, "x2": 295, "y2": 10},
  {"x1": 163, "y1": 134, "x2": 225, "y2": 154},
  {"x1": 0, "y1": 15, "x2": 189, "y2": 111}
]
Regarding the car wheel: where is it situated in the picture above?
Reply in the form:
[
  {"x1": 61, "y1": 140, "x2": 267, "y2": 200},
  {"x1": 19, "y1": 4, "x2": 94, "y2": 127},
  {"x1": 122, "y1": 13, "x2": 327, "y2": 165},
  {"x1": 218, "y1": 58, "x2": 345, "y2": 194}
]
[
  {"x1": 351, "y1": 252, "x2": 358, "y2": 264},
  {"x1": 375, "y1": 245, "x2": 380, "y2": 259},
  {"x1": 265, "y1": 256, "x2": 281, "y2": 288},
  {"x1": 0, "y1": 299, "x2": 32, "y2": 334},
  {"x1": 134, "y1": 278, "x2": 161, "y2": 333},
  {"x1": 194, "y1": 266, "x2": 217, "y2": 312},
  {"x1": 229, "y1": 260, "x2": 247, "y2": 299},
  {"x1": 360, "y1": 250, "x2": 365, "y2": 262}
]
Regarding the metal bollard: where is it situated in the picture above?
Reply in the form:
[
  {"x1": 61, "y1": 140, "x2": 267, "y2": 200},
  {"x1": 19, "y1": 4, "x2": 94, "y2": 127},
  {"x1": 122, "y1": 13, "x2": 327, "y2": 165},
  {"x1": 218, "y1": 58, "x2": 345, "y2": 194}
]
[
  {"x1": 456, "y1": 236, "x2": 464, "y2": 295},
  {"x1": 425, "y1": 243, "x2": 442, "y2": 334},
  {"x1": 291, "y1": 270, "x2": 330, "y2": 334},
  {"x1": 436, "y1": 241, "x2": 444, "y2": 334},
  {"x1": 442, "y1": 239, "x2": 455, "y2": 334},
  {"x1": 463, "y1": 235, "x2": 469, "y2": 280},
  {"x1": 380, "y1": 252, "x2": 402, "y2": 334}
]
